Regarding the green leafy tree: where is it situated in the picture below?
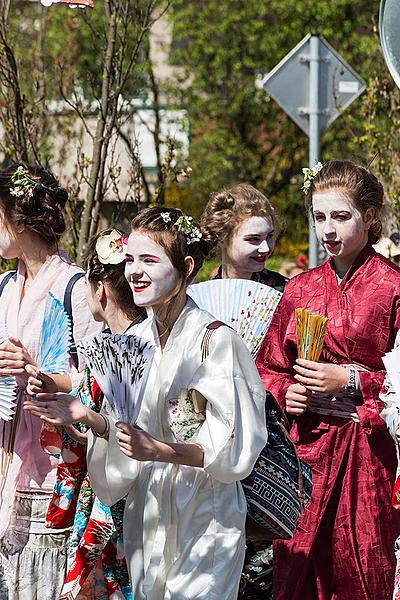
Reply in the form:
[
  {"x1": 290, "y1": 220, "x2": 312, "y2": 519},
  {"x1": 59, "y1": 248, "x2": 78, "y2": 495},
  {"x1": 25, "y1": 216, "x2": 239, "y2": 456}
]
[
  {"x1": 170, "y1": 0, "x2": 396, "y2": 255},
  {"x1": 0, "y1": 0, "x2": 171, "y2": 263}
]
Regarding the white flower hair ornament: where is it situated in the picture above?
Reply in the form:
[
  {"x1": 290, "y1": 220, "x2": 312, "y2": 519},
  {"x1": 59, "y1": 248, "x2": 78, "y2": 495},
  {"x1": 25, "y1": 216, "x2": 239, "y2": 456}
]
[
  {"x1": 174, "y1": 215, "x2": 202, "y2": 245},
  {"x1": 95, "y1": 229, "x2": 128, "y2": 265},
  {"x1": 301, "y1": 162, "x2": 324, "y2": 193},
  {"x1": 161, "y1": 212, "x2": 172, "y2": 223},
  {"x1": 9, "y1": 166, "x2": 41, "y2": 199}
]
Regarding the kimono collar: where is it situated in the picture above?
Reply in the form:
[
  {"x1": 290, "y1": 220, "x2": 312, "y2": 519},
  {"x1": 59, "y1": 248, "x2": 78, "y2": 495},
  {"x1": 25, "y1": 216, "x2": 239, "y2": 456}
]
[
  {"x1": 328, "y1": 242, "x2": 376, "y2": 287},
  {"x1": 146, "y1": 296, "x2": 197, "y2": 349}
]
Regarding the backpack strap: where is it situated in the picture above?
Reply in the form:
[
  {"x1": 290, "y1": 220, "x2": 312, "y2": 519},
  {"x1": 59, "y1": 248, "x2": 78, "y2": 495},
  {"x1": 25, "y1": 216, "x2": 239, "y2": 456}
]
[
  {"x1": 0, "y1": 271, "x2": 16, "y2": 298},
  {"x1": 63, "y1": 272, "x2": 85, "y2": 369}
]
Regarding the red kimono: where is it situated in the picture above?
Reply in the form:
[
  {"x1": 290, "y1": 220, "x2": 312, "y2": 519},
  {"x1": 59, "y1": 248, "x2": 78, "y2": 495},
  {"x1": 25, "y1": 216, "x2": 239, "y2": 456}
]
[{"x1": 256, "y1": 244, "x2": 400, "y2": 600}]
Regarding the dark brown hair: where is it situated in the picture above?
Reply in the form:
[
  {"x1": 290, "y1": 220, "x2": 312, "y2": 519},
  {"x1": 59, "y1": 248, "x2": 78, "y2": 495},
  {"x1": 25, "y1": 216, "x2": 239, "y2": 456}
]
[
  {"x1": 200, "y1": 183, "x2": 279, "y2": 252},
  {"x1": 0, "y1": 162, "x2": 67, "y2": 246},
  {"x1": 307, "y1": 159, "x2": 384, "y2": 244},
  {"x1": 84, "y1": 229, "x2": 145, "y2": 324},
  {"x1": 130, "y1": 206, "x2": 212, "y2": 290}
]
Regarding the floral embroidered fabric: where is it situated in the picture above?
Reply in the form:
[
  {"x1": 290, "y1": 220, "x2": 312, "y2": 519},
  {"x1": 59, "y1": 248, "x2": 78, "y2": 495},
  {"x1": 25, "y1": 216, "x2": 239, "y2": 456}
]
[{"x1": 44, "y1": 367, "x2": 132, "y2": 599}]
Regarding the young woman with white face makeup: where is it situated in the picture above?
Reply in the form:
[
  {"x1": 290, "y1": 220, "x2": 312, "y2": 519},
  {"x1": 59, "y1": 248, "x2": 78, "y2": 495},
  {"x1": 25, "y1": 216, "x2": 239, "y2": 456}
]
[
  {"x1": 0, "y1": 163, "x2": 99, "y2": 600},
  {"x1": 257, "y1": 160, "x2": 400, "y2": 600},
  {"x1": 201, "y1": 183, "x2": 287, "y2": 292},
  {"x1": 29, "y1": 206, "x2": 267, "y2": 600},
  {"x1": 26, "y1": 229, "x2": 145, "y2": 599},
  {"x1": 201, "y1": 185, "x2": 287, "y2": 598}
]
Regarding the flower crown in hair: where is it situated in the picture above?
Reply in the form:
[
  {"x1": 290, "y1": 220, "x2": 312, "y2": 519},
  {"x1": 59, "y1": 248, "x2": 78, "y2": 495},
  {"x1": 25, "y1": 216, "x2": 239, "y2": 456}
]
[
  {"x1": 10, "y1": 166, "x2": 41, "y2": 199},
  {"x1": 160, "y1": 212, "x2": 202, "y2": 245},
  {"x1": 95, "y1": 229, "x2": 128, "y2": 265},
  {"x1": 301, "y1": 162, "x2": 323, "y2": 193}
]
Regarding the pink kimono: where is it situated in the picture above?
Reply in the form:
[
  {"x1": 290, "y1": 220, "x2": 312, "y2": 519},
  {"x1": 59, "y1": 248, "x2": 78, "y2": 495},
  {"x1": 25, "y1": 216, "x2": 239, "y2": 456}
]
[
  {"x1": 256, "y1": 244, "x2": 400, "y2": 600},
  {"x1": 0, "y1": 252, "x2": 100, "y2": 599}
]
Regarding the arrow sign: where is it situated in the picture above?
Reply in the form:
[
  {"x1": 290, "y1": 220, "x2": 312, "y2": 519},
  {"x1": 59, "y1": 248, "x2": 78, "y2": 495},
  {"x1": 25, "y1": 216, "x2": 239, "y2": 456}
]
[{"x1": 262, "y1": 33, "x2": 366, "y2": 136}]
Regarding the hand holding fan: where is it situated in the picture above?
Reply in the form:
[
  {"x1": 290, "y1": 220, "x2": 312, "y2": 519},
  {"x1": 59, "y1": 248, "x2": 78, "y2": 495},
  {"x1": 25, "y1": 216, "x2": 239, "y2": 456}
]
[
  {"x1": 0, "y1": 293, "x2": 72, "y2": 482},
  {"x1": 187, "y1": 279, "x2": 282, "y2": 358},
  {"x1": 77, "y1": 333, "x2": 154, "y2": 423},
  {"x1": 295, "y1": 308, "x2": 328, "y2": 361}
]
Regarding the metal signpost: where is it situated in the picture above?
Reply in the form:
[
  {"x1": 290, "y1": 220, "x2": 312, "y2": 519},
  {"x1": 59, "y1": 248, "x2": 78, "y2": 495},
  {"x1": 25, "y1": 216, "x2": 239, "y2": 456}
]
[{"x1": 262, "y1": 34, "x2": 366, "y2": 268}]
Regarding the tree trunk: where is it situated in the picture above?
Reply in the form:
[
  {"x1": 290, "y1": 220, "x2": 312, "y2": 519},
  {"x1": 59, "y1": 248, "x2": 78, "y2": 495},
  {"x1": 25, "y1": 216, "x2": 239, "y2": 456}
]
[{"x1": 76, "y1": 0, "x2": 117, "y2": 264}]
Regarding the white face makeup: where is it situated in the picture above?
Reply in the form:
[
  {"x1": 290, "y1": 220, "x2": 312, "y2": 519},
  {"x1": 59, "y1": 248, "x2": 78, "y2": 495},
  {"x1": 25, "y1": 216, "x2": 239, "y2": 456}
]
[
  {"x1": 312, "y1": 189, "x2": 370, "y2": 270},
  {"x1": 226, "y1": 216, "x2": 275, "y2": 275},
  {"x1": 0, "y1": 210, "x2": 19, "y2": 260},
  {"x1": 125, "y1": 232, "x2": 180, "y2": 308}
]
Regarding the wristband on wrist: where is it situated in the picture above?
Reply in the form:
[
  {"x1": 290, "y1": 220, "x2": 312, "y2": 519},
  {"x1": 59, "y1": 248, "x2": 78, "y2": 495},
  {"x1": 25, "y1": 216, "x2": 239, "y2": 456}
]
[
  {"x1": 345, "y1": 366, "x2": 357, "y2": 396},
  {"x1": 92, "y1": 414, "x2": 110, "y2": 439}
]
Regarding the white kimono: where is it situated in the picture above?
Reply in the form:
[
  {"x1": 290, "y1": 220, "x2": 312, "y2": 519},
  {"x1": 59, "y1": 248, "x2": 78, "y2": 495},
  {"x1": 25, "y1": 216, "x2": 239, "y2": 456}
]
[{"x1": 87, "y1": 298, "x2": 267, "y2": 600}]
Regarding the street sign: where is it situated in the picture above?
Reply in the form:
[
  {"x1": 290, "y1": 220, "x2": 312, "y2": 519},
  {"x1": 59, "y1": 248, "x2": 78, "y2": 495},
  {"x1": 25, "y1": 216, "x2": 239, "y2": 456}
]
[
  {"x1": 262, "y1": 33, "x2": 366, "y2": 136},
  {"x1": 380, "y1": 0, "x2": 400, "y2": 89},
  {"x1": 261, "y1": 34, "x2": 365, "y2": 267},
  {"x1": 40, "y1": 0, "x2": 94, "y2": 7}
]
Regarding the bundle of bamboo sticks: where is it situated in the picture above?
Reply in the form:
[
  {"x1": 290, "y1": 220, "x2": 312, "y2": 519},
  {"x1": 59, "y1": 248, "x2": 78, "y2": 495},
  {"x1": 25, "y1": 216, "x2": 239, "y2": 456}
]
[{"x1": 295, "y1": 308, "x2": 328, "y2": 361}]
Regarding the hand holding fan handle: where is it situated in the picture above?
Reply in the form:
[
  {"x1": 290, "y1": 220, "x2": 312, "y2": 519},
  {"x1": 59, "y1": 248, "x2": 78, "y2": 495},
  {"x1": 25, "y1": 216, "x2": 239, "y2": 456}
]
[{"x1": 294, "y1": 305, "x2": 350, "y2": 396}]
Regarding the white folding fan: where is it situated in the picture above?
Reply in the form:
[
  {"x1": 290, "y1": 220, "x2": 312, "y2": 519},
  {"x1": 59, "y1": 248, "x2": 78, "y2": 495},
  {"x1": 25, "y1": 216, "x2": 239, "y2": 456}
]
[
  {"x1": 381, "y1": 345, "x2": 400, "y2": 440},
  {"x1": 0, "y1": 324, "x2": 17, "y2": 421},
  {"x1": 77, "y1": 333, "x2": 154, "y2": 423},
  {"x1": 187, "y1": 279, "x2": 282, "y2": 358}
]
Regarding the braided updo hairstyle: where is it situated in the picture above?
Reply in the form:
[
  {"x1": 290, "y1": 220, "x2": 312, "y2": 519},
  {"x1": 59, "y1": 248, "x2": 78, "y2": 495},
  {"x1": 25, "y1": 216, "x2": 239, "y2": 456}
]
[
  {"x1": 200, "y1": 183, "x2": 279, "y2": 253},
  {"x1": 130, "y1": 206, "x2": 213, "y2": 288},
  {"x1": 83, "y1": 230, "x2": 145, "y2": 324},
  {"x1": 0, "y1": 162, "x2": 68, "y2": 246},
  {"x1": 306, "y1": 160, "x2": 384, "y2": 244}
]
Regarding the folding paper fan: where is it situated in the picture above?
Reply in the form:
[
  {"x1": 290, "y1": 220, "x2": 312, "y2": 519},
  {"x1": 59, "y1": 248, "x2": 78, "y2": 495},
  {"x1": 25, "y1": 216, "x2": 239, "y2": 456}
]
[
  {"x1": 380, "y1": 345, "x2": 400, "y2": 452},
  {"x1": 187, "y1": 279, "x2": 282, "y2": 358},
  {"x1": 0, "y1": 323, "x2": 17, "y2": 421},
  {"x1": 77, "y1": 333, "x2": 154, "y2": 423},
  {"x1": 382, "y1": 344, "x2": 400, "y2": 399},
  {"x1": 39, "y1": 292, "x2": 72, "y2": 373},
  {"x1": 295, "y1": 308, "x2": 328, "y2": 361}
]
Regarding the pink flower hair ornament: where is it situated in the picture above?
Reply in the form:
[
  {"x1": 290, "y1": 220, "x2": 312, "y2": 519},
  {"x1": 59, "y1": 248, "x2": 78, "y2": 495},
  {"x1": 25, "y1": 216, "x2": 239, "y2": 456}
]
[{"x1": 95, "y1": 229, "x2": 128, "y2": 265}]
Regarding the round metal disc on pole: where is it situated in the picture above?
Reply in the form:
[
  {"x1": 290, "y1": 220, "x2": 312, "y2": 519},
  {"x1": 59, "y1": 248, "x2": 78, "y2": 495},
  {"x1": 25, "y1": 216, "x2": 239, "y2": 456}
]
[
  {"x1": 380, "y1": 0, "x2": 400, "y2": 89},
  {"x1": 40, "y1": 0, "x2": 94, "y2": 7}
]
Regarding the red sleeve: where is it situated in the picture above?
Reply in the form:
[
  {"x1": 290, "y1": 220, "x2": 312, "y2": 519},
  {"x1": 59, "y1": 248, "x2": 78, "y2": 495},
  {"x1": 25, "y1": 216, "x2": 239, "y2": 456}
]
[
  {"x1": 356, "y1": 370, "x2": 387, "y2": 434},
  {"x1": 256, "y1": 280, "x2": 299, "y2": 409}
]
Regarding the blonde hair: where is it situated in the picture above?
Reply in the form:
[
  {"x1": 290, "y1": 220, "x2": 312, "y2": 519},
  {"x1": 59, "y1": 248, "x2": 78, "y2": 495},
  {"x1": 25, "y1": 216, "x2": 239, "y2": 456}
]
[
  {"x1": 307, "y1": 160, "x2": 384, "y2": 244},
  {"x1": 201, "y1": 183, "x2": 279, "y2": 251}
]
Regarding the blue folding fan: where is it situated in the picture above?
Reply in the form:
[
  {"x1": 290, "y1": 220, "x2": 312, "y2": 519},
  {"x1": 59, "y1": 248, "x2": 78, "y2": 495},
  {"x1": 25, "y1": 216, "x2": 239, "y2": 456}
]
[{"x1": 38, "y1": 292, "x2": 72, "y2": 373}]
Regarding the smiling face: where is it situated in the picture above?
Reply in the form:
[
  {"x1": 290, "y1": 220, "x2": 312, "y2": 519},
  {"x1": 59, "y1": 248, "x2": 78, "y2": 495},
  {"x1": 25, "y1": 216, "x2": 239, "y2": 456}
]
[
  {"x1": 312, "y1": 189, "x2": 372, "y2": 271},
  {"x1": 224, "y1": 216, "x2": 275, "y2": 277},
  {"x1": 125, "y1": 231, "x2": 181, "y2": 308}
]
